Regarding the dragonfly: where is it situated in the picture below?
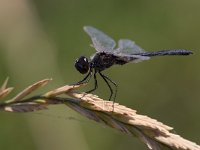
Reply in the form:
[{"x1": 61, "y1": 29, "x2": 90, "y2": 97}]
[{"x1": 74, "y1": 26, "x2": 193, "y2": 101}]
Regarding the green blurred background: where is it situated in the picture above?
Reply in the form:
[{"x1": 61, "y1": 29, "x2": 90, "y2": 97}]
[{"x1": 0, "y1": 0, "x2": 199, "y2": 149}]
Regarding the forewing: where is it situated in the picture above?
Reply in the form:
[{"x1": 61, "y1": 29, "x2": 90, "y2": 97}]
[
  {"x1": 116, "y1": 39, "x2": 145, "y2": 54},
  {"x1": 84, "y1": 26, "x2": 116, "y2": 52}
]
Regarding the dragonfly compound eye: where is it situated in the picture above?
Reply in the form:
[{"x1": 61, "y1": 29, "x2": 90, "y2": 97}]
[{"x1": 75, "y1": 56, "x2": 89, "y2": 74}]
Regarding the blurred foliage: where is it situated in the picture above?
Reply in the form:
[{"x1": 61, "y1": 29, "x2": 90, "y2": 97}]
[{"x1": 0, "y1": 0, "x2": 199, "y2": 150}]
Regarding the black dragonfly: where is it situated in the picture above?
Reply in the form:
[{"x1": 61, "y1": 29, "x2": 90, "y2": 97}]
[{"x1": 74, "y1": 26, "x2": 193, "y2": 101}]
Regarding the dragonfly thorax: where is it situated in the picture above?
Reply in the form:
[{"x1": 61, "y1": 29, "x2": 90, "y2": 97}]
[
  {"x1": 75, "y1": 56, "x2": 90, "y2": 74},
  {"x1": 91, "y1": 52, "x2": 117, "y2": 72}
]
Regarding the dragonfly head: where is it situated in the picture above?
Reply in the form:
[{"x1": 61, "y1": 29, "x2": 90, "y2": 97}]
[{"x1": 75, "y1": 56, "x2": 90, "y2": 74}]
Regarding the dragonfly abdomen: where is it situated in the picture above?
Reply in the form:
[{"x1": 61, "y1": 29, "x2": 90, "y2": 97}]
[{"x1": 139, "y1": 49, "x2": 193, "y2": 57}]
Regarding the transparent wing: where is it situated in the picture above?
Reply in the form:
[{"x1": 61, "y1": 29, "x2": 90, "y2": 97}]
[
  {"x1": 84, "y1": 26, "x2": 116, "y2": 52},
  {"x1": 116, "y1": 39, "x2": 145, "y2": 54},
  {"x1": 115, "y1": 53, "x2": 150, "y2": 63}
]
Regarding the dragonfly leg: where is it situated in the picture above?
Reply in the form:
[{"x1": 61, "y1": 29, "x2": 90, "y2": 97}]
[
  {"x1": 99, "y1": 72, "x2": 117, "y2": 102},
  {"x1": 75, "y1": 70, "x2": 93, "y2": 85},
  {"x1": 101, "y1": 74, "x2": 118, "y2": 102},
  {"x1": 86, "y1": 70, "x2": 98, "y2": 93}
]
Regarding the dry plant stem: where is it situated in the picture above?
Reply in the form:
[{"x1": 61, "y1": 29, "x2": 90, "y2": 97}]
[
  {"x1": 67, "y1": 92, "x2": 200, "y2": 150},
  {"x1": 0, "y1": 77, "x2": 14, "y2": 99},
  {"x1": 0, "y1": 79, "x2": 199, "y2": 150}
]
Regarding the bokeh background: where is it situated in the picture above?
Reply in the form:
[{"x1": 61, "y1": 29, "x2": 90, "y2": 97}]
[{"x1": 0, "y1": 0, "x2": 199, "y2": 150}]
